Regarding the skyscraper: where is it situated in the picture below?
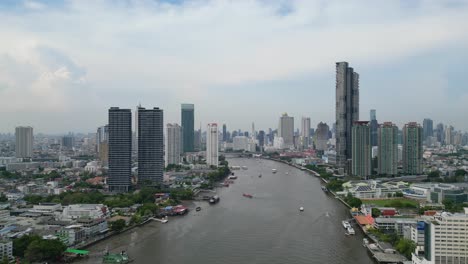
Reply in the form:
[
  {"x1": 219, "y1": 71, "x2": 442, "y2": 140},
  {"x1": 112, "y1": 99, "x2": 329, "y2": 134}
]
[
  {"x1": 403, "y1": 122, "x2": 423, "y2": 175},
  {"x1": 222, "y1": 124, "x2": 227, "y2": 142},
  {"x1": 138, "y1": 107, "x2": 164, "y2": 185},
  {"x1": 445, "y1": 125, "x2": 454, "y2": 145},
  {"x1": 96, "y1": 125, "x2": 109, "y2": 165},
  {"x1": 378, "y1": 122, "x2": 398, "y2": 176},
  {"x1": 166, "y1": 123, "x2": 182, "y2": 167},
  {"x1": 351, "y1": 121, "x2": 371, "y2": 179},
  {"x1": 15, "y1": 126, "x2": 33, "y2": 158},
  {"x1": 300, "y1": 117, "x2": 311, "y2": 149},
  {"x1": 206, "y1": 123, "x2": 218, "y2": 167},
  {"x1": 181, "y1": 104, "x2": 194, "y2": 153},
  {"x1": 336, "y1": 62, "x2": 359, "y2": 170},
  {"x1": 257, "y1": 130, "x2": 265, "y2": 148},
  {"x1": 108, "y1": 107, "x2": 132, "y2": 192},
  {"x1": 314, "y1": 122, "x2": 330, "y2": 152},
  {"x1": 436, "y1": 123, "x2": 444, "y2": 143},
  {"x1": 61, "y1": 135, "x2": 74, "y2": 150},
  {"x1": 278, "y1": 113, "x2": 294, "y2": 149},
  {"x1": 370, "y1": 110, "x2": 378, "y2": 147},
  {"x1": 423, "y1": 118, "x2": 433, "y2": 141}
]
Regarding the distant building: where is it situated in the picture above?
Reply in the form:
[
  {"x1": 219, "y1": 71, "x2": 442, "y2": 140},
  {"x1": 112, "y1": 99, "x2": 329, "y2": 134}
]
[
  {"x1": 351, "y1": 121, "x2": 371, "y2": 179},
  {"x1": 61, "y1": 204, "x2": 109, "y2": 221},
  {"x1": 423, "y1": 118, "x2": 433, "y2": 142},
  {"x1": 233, "y1": 136, "x2": 249, "y2": 151},
  {"x1": 206, "y1": 123, "x2": 218, "y2": 167},
  {"x1": 300, "y1": 117, "x2": 311, "y2": 149},
  {"x1": 96, "y1": 125, "x2": 109, "y2": 165},
  {"x1": 257, "y1": 130, "x2": 265, "y2": 148},
  {"x1": 15, "y1": 126, "x2": 33, "y2": 158},
  {"x1": 61, "y1": 135, "x2": 74, "y2": 150},
  {"x1": 166, "y1": 123, "x2": 182, "y2": 167},
  {"x1": 278, "y1": 113, "x2": 294, "y2": 149},
  {"x1": 108, "y1": 107, "x2": 132, "y2": 193},
  {"x1": 222, "y1": 124, "x2": 227, "y2": 142},
  {"x1": 315, "y1": 122, "x2": 330, "y2": 152},
  {"x1": 403, "y1": 122, "x2": 423, "y2": 175},
  {"x1": 138, "y1": 107, "x2": 164, "y2": 185},
  {"x1": 0, "y1": 240, "x2": 13, "y2": 262},
  {"x1": 335, "y1": 62, "x2": 359, "y2": 169},
  {"x1": 370, "y1": 110, "x2": 378, "y2": 147},
  {"x1": 181, "y1": 104, "x2": 195, "y2": 153},
  {"x1": 445, "y1": 125, "x2": 454, "y2": 145},
  {"x1": 378, "y1": 122, "x2": 398, "y2": 176}
]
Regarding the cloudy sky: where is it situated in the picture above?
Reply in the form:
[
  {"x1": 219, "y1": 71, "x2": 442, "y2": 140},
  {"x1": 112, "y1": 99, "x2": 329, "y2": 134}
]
[{"x1": 1, "y1": 0, "x2": 467, "y2": 134}]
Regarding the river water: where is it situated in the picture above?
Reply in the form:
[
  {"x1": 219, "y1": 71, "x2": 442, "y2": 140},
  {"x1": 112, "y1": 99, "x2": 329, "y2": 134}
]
[{"x1": 80, "y1": 158, "x2": 373, "y2": 264}]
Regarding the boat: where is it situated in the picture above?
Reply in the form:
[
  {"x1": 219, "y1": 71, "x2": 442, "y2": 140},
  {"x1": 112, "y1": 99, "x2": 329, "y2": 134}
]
[
  {"x1": 362, "y1": 238, "x2": 369, "y2": 247},
  {"x1": 243, "y1": 193, "x2": 253, "y2": 198},
  {"x1": 342, "y1": 220, "x2": 351, "y2": 229},
  {"x1": 299, "y1": 207, "x2": 304, "y2": 212},
  {"x1": 103, "y1": 251, "x2": 132, "y2": 264},
  {"x1": 242, "y1": 166, "x2": 248, "y2": 170},
  {"x1": 285, "y1": 172, "x2": 289, "y2": 175},
  {"x1": 228, "y1": 175, "x2": 237, "y2": 180},
  {"x1": 347, "y1": 227, "x2": 355, "y2": 235},
  {"x1": 258, "y1": 174, "x2": 262, "y2": 178},
  {"x1": 196, "y1": 207, "x2": 201, "y2": 212},
  {"x1": 272, "y1": 169, "x2": 277, "y2": 173},
  {"x1": 321, "y1": 186, "x2": 328, "y2": 192},
  {"x1": 209, "y1": 195, "x2": 220, "y2": 204}
]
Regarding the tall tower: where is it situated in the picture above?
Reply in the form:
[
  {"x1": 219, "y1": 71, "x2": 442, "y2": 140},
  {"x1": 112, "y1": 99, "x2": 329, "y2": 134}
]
[
  {"x1": 206, "y1": 123, "x2": 218, "y2": 167},
  {"x1": 351, "y1": 121, "x2": 371, "y2": 179},
  {"x1": 222, "y1": 124, "x2": 227, "y2": 142},
  {"x1": 403, "y1": 122, "x2": 423, "y2": 175},
  {"x1": 301, "y1": 117, "x2": 311, "y2": 149},
  {"x1": 378, "y1": 122, "x2": 398, "y2": 176},
  {"x1": 370, "y1": 110, "x2": 378, "y2": 147},
  {"x1": 166, "y1": 123, "x2": 182, "y2": 167},
  {"x1": 108, "y1": 107, "x2": 132, "y2": 192},
  {"x1": 423, "y1": 118, "x2": 433, "y2": 141},
  {"x1": 314, "y1": 122, "x2": 330, "y2": 152},
  {"x1": 15, "y1": 126, "x2": 33, "y2": 158},
  {"x1": 336, "y1": 62, "x2": 359, "y2": 170},
  {"x1": 278, "y1": 113, "x2": 294, "y2": 149},
  {"x1": 181, "y1": 104, "x2": 195, "y2": 153},
  {"x1": 138, "y1": 107, "x2": 164, "y2": 185},
  {"x1": 445, "y1": 126, "x2": 454, "y2": 145},
  {"x1": 96, "y1": 125, "x2": 109, "y2": 165}
]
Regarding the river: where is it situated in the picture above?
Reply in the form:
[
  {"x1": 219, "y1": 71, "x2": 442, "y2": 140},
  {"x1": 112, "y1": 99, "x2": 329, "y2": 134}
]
[{"x1": 79, "y1": 158, "x2": 373, "y2": 264}]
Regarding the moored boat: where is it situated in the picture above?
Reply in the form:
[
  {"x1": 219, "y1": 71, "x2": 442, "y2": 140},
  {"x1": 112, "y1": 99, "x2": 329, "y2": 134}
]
[
  {"x1": 346, "y1": 227, "x2": 355, "y2": 235},
  {"x1": 342, "y1": 220, "x2": 351, "y2": 229},
  {"x1": 243, "y1": 193, "x2": 253, "y2": 198},
  {"x1": 272, "y1": 169, "x2": 277, "y2": 173},
  {"x1": 196, "y1": 207, "x2": 201, "y2": 211},
  {"x1": 299, "y1": 207, "x2": 304, "y2": 212}
]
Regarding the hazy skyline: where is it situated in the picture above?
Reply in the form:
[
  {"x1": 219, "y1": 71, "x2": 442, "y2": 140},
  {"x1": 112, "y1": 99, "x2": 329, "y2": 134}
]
[{"x1": 1, "y1": 0, "x2": 468, "y2": 134}]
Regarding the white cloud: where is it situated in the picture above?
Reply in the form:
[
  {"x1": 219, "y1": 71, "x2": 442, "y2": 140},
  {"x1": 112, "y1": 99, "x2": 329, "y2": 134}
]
[{"x1": 0, "y1": 0, "x2": 467, "y2": 132}]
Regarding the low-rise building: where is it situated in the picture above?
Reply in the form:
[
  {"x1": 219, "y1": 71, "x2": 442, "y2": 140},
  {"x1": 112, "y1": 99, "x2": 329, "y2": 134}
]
[
  {"x1": 61, "y1": 204, "x2": 109, "y2": 221},
  {"x1": 374, "y1": 217, "x2": 418, "y2": 235},
  {"x1": 0, "y1": 239, "x2": 13, "y2": 262},
  {"x1": 76, "y1": 218, "x2": 108, "y2": 238}
]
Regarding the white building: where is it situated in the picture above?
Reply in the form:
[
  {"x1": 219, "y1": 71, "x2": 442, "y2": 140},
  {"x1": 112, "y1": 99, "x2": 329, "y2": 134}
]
[
  {"x1": 206, "y1": 123, "x2": 218, "y2": 167},
  {"x1": 273, "y1": 137, "x2": 284, "y2": 150},
  {"x1": 233, "y1": 136, "x2": 249, "y2": 151},
  {"x1": 15, "y1": 126, "x2": 33, "y2": 158},
  {"x1": 61, "y1": 204, "x2": 109, "y2": 221},
  {"x1": 300, "y1": 117, "x2": 311, "y2": 149},
  {"x1": 85, "y1": 161, "x2": 100, "y2": 174},
  {"x1": 0, "y1": 240, "x2": 13, "y2": 262},
  {"x1": 278, "y1": 113, "x2": 294, "y2": 149},
  {"x1": 166, "y1": 123, "x2": 182, "y2": 167},
  {"x1": 412, "y1": 210, "x2": 468, "y2": 264}
]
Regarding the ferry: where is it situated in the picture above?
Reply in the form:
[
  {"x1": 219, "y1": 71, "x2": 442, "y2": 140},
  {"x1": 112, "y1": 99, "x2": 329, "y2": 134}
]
[
  {"x1": 243, "y1": 193, "x2": 253, "y2": 198},
  {"x1": 299, "y1": 207, "x2": 304, "y2": 212},
  {"x1": 258, "y1": 174, "x2": 262, "y2": 178},
  {"x1": 103, "y1": 251, "x2": 132, "y2": 264},
  {"x1": 342, "y1": 220, "x2": 351, "y2": 229},
  {"x1": 347, "y1": 227, "x2": 355, "y2": 235},
  {"x1": 272, "y1": 169, "x2": 277, "y2": 173}
]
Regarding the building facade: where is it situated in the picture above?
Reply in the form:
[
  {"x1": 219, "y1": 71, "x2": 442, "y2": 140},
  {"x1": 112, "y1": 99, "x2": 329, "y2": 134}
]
[
  {"x1": 315, "y1": 122, "x2": 330, "y2": 152},
  {"x1": 108, "y1": 107, "x2": 132, "y2": 192},
  {"x1": 423, "y1": 118, "x2": 433, "y2": 142},
  {"x1": 403, "y1": 122, "x2": 423, "y2": 175},
  {"x1": 300, "y1": 117, "x2": 311, "y2": 149},
  {"x1": 370, "y1": 110, "x2": 378, "y2": 147},
  {"x1": 181, "y1": 104, "x2": 194, "y2": 153},
  {"x1": 378, "y1": 122, "x2": 398, "y2": 176},
  {"x1": 15, "y1": 126, "x2": 33, "y2": 158},
  {"x1": 166, "y1": 123, "x2": 182, "y2": 167},
  {"x1": 206, "y1": 123, "x2": 218, "y2": 167},
  {"x1": 351, "y1": 121, "x2": 371, "y2": 178},
  {"x1": 138, "y1": 107, "x2": 164, "y2": 185},
  {"x1": 278, "y1": 113, "x2": 294, "y2": 149},
  {"x1": 336, "y1": 62, "x2": 359, "y2": 170}
]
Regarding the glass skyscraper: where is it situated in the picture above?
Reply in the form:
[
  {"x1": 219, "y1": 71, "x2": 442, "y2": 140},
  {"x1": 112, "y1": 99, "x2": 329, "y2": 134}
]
[{"x1": 181, "y1": 104, "x2": 194, "y2": 153}]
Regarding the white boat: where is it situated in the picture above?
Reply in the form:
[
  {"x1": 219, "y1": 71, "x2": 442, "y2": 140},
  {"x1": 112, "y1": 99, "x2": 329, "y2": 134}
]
[
  {"x1": 272, "y1": 169, "x2": 277, "y2": 173},
  {"x1": 285, "y1": 172, "x2": 289, "y2": 175},
  {"x1": 242, "y1": 166, "x2": 248, "y2": 170},
  {"x1": 362, "y1": 238, "x2": 369, "y2": 247},
  {"x1": 299, "y1": 207, "x2": 304, "y2": 212},
  {"x1": 342, "y1": 220, "x2": 351, "y2": 229},
  {"x1": 347, "y1": 227, "x2": 355, "y2": 235}
]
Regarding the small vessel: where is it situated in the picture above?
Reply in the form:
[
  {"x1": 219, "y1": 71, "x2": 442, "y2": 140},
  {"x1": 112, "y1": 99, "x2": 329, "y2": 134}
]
[
  {"x1": 321, "y1": 186, "x2": 328, "y2": 192},
  {"x1": 342, "y1": 220, "x2": 351, "y2": 229},
  {"x1": 196, "y1": 207, "x2": 201, "y2": 212},
  {"x1": 242, "y1": 166, "x2": 248, "y2": 170},
  {"x1": 103, "y1": 251, "x2": 131, "y2": 264},
  {"x1": 228, "y1": 175, "x2": 237, "y2": 180},
  {"x1": 258, "y1": 174, "x2": 262, "y2": 178},
  {"x1": 362, "y1": 238, "x2": 369, "y2": 247},
  {"x1": 347, "y1": 227, "x2": 355, "y2": 235},
  {"x1": 299, "y1": 207, "x2": 304, "y2": 212},
  {"x1": 209, "y1": 195, "x2": 220, "y2": 204},
  {"x1": 243, "y1": 193, "x2": 253, "y2": 198},
  {"x1": 272, "y1": 169, "x2": 277, "y2": 173},
  {"x1": 285, "y1": 172, "x2": 289, "y2": 175}
]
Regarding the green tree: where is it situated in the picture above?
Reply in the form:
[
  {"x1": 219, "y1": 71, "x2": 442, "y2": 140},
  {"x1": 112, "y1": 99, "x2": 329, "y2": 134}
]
[
  {"x1": 395, "y1": 192, "x2": 404, "y2": 197},
  {"x1": 110, "y1": 219, "x2": 127, "y2": 232},
  {"x1": 395, "y1": 238, "x2": 416, "y2": 259},
  {"x1": 326, "y1": 180, "x2": 344, "y2": 192},
  {"x1": 25, "y1": 239, "x2": 66, "y2": 262},
  {"x1": 13, "y1": 235, "x2": 41, "y2": 258},
  {"x1": 0, "y1": 193, "x2": 7, "y2": 203},
  {"x1": 371, "y1": 208, "x2": 381, "y2": 218}
]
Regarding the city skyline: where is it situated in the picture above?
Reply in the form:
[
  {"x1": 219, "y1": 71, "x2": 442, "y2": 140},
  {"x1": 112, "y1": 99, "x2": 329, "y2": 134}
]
[{"x1": 1, "y1": 1, "x2": 468, "y2": 133}]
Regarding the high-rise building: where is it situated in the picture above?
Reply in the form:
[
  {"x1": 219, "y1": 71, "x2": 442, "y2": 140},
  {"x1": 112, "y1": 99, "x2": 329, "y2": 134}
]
[
  {"x1": 138, "y1": 107, "x2": 164, "y2": 185},
  {"x1": 181, "y1": 104, "x2": 195, "y2": 153},
  {"x1": 134, "y1": 104, "x2": 141, "y2": 154},
  {"x1": 335, "y1": 62, "x2": 359, "y2": 169},
  {"x1": 96, "y1": 125, "x2": 109, "y2": 165},
  {"x1": 403, "y1": 122, "x2": 423, "y2": 175},
  {"x1": 314, "y1": 122, "x2": 330, "y2": 152},
  {"x1": 257, "y1": 130, "x2": 265, "y2": 149},
  {"x1": 278, "y1": 113, "x2": 294, "y2": 149},
  {"x1": 15, "y1": 126, "x2": 33, "y2": 158},
  {"x1": 61, "y1": 135, "x2": 74, "y2": 150},
  {"x1": 445, "y1": 125, "x2": 454, "y2": 145},
  {"x1": 108, "y1": 107, "x2": 132, "y2": 192},
  {"x1": 300, "y1": 117, "x2": 311, "y2": 149},
  {"x1": 222, "y1": 124, "x2": 227, "y2": 142},
  {"x1": 166, "y1": 123, "x2": 182, "y2": 167},
  {"x1": 194, "y1": 128, "x2": 201, "y2": 151},
  {"x1": 435, "y1": 123, "x2": 444, "y2": 143},
  {"x1": 206, "y1": 123, "x2": 218, "y2": 167},
  {"x1": 351, "y1": 121, "x2": 371, "y2": 179},
  {"x1": 370, "y1": 110, "x2": 378, "y2": 147},
  {"x1": 423, "y1": 118, "x2": 433, "y2": 141},
  {"x1": 378, "y1": 122, "x2": 398, "y2": 176},
  {"x1": 412, "y1": 211, "x2": 468, "y2": 264}
]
